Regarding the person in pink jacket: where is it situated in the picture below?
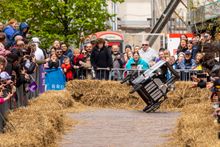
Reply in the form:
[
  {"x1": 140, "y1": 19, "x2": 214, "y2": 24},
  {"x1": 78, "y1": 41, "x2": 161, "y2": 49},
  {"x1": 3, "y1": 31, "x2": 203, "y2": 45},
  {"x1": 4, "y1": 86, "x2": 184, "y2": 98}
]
[{"x1": 0, "y1": 87, "x2": 13, "y2": 104}]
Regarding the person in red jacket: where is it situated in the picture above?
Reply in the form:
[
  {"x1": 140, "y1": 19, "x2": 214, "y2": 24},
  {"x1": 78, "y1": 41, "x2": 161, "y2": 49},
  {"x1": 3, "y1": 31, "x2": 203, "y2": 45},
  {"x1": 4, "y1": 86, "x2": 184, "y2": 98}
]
[
  {"x1": 72, "y1": 49, "x2": 85, "y2": 79},
  {"x1": 61, "y1": 57, "x2": 73, "y2": 81},
  {"x1": 73, "y1": 49, "x2": 85, "y2": 68}
]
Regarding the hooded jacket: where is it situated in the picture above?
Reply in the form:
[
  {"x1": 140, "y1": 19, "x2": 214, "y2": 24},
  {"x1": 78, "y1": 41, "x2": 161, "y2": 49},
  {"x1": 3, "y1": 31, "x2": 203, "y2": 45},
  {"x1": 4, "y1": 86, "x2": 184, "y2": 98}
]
[
  {"x1": 13, "y1": 22, "x2": 29, "y2": 38},
  {"x1": 3, "y1": 25, "x2": 17, "y2": 48},
  {"x1": 125, "y1": 58, "x2": 149, "y2": 70}
]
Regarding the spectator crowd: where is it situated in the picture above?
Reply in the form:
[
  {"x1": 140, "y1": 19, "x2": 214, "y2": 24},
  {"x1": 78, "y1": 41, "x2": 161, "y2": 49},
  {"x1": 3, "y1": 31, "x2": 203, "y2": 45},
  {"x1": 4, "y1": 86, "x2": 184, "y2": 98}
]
[{"x1": 0, "y1": 18, "x2": 219, "y2": 107}]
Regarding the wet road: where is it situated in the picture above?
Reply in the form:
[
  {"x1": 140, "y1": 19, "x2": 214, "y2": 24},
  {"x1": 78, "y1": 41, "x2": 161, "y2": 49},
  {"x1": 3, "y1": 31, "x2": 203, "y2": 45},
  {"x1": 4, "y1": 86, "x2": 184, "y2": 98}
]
[{"x1": 59, "y1": 109, "x2": 179, "y2": 147}]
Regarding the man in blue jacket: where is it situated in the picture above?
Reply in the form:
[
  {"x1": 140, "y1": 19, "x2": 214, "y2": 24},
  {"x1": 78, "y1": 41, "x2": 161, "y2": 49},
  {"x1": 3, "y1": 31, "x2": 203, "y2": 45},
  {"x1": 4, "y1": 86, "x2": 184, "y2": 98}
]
[{"x1": 60, "y1": 42, "x2": 73, "y2": 59}]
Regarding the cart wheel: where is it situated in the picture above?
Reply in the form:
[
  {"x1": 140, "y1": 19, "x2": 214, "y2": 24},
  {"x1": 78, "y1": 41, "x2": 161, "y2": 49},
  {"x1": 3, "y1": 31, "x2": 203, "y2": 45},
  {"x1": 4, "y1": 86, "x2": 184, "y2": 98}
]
[
  {"x1": 143, "y1": 102, "x2": 161, "y2": 113},
  {"x1": 129, "y1": 84, "x2": 142, "y2": 93},
  {"x1": 143, "y1": 104, "x2": 152, "y2": 112},
  {"x1": 151, "y1": 103, "x2": 160, "y2": 112}
]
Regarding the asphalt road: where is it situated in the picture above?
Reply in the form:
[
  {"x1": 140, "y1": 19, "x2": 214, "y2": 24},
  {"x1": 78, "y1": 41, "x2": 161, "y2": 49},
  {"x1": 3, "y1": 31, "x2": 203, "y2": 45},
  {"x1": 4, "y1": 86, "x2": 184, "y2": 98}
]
[{"x1": 59, "y1": 109, "x2": 179, "y2": 147}]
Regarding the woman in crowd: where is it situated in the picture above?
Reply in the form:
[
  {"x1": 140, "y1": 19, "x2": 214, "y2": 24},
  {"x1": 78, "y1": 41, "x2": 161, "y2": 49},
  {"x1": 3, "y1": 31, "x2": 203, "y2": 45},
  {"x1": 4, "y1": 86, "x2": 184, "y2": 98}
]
[
  {"x1": 123, "y1": 44, "x2": 132, "y2": 63},
  {"x1": 133, "y1": 45, "x2": 140, "y2": 53},
  {"x1": 180, "y1": 34, "x2": 188, "y2": 41},
  {"x1": 187, "y1": 40, "x2": 193, "y2": 53},
  {"x1": 49, "y1": 47, "x2": 56, "y2": 55},
  {"x1": 126, "y1": 52, "x2": 149, "y2": 70},
  {"x1": 155, "y1": 50, "x2": 166, "y2": 62},
  {"x1": 124, "y1": 44, "x2": 132, "y2": 54},
  {"x1": 124, "y1": 51, "x2": 133, "y2": 67},
  {"x1": 177, "y1": 39, "x2": 188, "y2": 55},
  {"x1": 164, "y1": 49, "x2": 171, "y2": 59},
  {"x1": 52, "y1": 40, "x2": 60, "y2": 50}
]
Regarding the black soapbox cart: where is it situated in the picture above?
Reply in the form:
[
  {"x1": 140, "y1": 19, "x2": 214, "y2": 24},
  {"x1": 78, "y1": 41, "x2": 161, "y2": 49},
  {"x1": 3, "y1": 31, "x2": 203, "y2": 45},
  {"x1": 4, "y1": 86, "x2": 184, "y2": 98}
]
[{"x1": 121, "y1": 60, "x2": 179, "y2": 112}]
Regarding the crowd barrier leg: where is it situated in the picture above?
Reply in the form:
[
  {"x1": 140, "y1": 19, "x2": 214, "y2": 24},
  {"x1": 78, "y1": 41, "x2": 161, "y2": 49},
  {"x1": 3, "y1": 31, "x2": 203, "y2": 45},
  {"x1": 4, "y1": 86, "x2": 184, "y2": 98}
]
[
  {"x1": 16, "y1": 85, "x2": 23, "y2": 107},
  {"x1": 95, "y1": 70, "x2": 109, "y2": 80},
  {"x1": 109, "y1": 70, "x2": 123, "y2": 81}
]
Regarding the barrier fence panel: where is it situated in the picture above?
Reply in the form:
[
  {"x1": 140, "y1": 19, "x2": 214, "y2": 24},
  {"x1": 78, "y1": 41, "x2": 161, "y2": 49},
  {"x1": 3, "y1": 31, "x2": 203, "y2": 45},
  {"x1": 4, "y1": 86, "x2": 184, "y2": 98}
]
[
  {"x1": 75, "y1": 68, "x2": 204, "y2": 81},
  {"x1": 0, "y1": 65, "x2": 44, "y2": 132}
]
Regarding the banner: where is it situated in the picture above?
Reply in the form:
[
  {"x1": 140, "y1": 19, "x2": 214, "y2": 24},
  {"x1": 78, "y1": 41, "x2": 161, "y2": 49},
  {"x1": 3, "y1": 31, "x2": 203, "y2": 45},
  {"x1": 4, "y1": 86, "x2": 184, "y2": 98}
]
[
  {"x1": 45, "y1": 68, "x2": 66, "y2": 91},
  {"x1": 39, "y1": 65, "x2": 45, "y2": 93}
]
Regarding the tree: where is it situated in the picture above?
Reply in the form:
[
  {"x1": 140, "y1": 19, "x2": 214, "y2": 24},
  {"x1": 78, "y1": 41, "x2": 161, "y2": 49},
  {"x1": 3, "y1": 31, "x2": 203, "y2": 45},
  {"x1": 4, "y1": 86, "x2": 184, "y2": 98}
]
[{"x1": 0, "y1": 0, "x2": 124, "y2": 48}]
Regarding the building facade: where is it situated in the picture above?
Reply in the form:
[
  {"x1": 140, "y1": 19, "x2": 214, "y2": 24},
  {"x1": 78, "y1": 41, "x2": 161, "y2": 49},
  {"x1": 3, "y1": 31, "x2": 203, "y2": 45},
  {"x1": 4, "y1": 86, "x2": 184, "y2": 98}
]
[{"x1": 107, "y1": 0, "x2": 189, "y2": 34}]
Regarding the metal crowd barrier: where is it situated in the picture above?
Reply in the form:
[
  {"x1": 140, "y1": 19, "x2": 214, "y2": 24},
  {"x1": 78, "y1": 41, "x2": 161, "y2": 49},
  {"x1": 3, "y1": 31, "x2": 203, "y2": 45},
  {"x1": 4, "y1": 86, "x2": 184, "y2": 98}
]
[
  {"x1": 0, "y1": 65, "x2": 44, "y2": 132},
  {"x1": 74, "y1": 68, "x2": 203, "y2": 81}
]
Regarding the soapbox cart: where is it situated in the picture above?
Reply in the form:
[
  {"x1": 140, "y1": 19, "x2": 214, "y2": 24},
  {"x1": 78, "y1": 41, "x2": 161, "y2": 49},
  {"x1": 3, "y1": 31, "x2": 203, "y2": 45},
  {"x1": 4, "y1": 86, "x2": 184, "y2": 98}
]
[{"x1": 121, "y1": 60, "x2": 179, "y2": 112}]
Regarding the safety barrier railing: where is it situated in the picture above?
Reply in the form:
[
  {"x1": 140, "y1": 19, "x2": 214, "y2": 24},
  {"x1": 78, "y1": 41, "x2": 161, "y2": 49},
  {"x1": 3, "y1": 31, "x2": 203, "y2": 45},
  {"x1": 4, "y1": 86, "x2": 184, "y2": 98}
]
[
  {"x1": 0, "y1": 65, "x2": 44, "y2": 132},
  {"x1": 74, "y1": 68, "x2": 204, "y2": 81}
]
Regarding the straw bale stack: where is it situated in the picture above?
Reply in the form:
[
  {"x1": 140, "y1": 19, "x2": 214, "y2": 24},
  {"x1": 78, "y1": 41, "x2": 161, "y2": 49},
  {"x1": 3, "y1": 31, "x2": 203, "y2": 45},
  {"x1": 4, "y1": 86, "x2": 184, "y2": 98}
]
[
  {"x1": 165, "y1": 100, "x2": 220, "y2": 147},
  {"x1": 0, "y1": 80, "x2": 217, "y2": 147},
  {"x1": 162, "y1": 82, "x2": 220, "y2": 146},
  {"x1": 67, "y1": 80, "x2": 145, "y2": 109},
  {"x1": 161, "y1": 81, "x2": 211, "y2": 110},
  {"x1": 0, "y1": 90, "x2": 75, "y2": 147}
]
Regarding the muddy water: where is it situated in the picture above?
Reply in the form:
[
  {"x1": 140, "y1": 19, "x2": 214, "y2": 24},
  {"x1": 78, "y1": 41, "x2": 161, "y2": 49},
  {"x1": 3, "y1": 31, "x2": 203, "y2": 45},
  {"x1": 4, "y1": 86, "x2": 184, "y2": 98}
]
[{"x1": 59, "y1": 109, "x2": 179, "y2": 147}]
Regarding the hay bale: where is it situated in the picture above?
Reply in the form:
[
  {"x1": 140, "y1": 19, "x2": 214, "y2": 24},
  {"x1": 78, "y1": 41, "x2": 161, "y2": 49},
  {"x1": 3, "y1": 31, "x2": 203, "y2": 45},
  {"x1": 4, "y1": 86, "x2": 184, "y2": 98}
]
[
  {"x1": 67, "y1": 80, "x2": 145, "y2": 109},
  {"x1": 68, "y1": 80, "x2": 210, "y2": 110},
  {"x1": 161, "y1": 81, "x2": 211, "y2": 110},
  {"x1": 164, "y1": 100, "x2": 220, "y2": 147},
  {"x1": 161, "y1": 82, "x2": 220, "y2": 146},
  {"x1": 0, "y1": 90, "x2": 75, "y2": 147}
]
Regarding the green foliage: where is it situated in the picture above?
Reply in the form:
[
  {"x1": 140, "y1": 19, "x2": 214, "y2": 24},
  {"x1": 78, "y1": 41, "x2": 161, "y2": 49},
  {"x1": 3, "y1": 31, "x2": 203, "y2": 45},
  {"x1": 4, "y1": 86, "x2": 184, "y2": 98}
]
[{"x1": 0, "y1": 0, "x2": 124, "y2": 49}]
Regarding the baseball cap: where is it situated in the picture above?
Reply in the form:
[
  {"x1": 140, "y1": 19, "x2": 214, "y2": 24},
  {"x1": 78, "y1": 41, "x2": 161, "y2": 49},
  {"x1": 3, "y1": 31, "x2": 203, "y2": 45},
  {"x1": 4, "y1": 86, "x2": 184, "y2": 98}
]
[
  {"x1": 32, "y1": 37, "x2": 41, "y2": 44},
  {"x1": 185, "y1": 50, "x2": 191, "y2": 55}
]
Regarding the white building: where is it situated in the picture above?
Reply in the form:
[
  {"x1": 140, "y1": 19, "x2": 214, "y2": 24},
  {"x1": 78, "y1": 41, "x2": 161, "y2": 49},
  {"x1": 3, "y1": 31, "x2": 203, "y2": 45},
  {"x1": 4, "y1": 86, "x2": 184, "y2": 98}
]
[{"x1": 108, "y1": 0, "x2": 189, "y2": 34}]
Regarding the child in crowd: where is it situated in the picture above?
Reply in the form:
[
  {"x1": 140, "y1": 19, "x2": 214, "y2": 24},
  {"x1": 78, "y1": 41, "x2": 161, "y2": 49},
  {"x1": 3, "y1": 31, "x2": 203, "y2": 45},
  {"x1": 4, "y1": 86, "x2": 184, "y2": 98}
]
[
  {"x1": 61, "y1": 57, "x2": 73, "y2": 81},
  {"x1": 72, "y1": 49, "x2": 85, "y2": 79}
]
